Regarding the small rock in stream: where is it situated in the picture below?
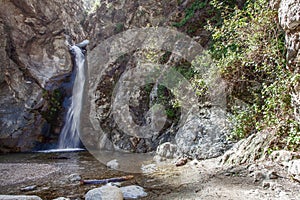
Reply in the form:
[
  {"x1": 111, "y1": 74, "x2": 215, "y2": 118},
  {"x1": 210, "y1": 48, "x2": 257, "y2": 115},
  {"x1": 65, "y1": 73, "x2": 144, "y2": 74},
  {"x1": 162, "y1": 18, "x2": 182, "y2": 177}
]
[
  {"x1": 85, "y1": 185, "x2": 123, "y2": 200},
  {"x1": 120, "y1": 185, "x2": 147, "y2": 199},
  {"x1": 20, "y1": 185, "x2": 37, "y2": 192},
  {"x1": 107, "y1": 159, "x2": 119, "y2": 170}
]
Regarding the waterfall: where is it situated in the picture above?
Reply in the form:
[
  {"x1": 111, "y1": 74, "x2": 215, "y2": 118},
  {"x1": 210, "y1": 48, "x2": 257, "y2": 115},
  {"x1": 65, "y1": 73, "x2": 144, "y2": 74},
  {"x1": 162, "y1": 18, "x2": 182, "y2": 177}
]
[{"x1": 58, "y1": 45, "x2": 86, "y2": 149}]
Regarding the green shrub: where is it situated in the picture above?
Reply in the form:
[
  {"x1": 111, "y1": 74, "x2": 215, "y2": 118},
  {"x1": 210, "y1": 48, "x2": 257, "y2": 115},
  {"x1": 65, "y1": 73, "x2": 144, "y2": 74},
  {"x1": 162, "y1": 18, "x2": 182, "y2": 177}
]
[
  {"x1": 42, "y1": 89, "x2": 63, "y2": 123},
  {"x1": 207, "y1": 0, "x2": 300, "y2": 150}
]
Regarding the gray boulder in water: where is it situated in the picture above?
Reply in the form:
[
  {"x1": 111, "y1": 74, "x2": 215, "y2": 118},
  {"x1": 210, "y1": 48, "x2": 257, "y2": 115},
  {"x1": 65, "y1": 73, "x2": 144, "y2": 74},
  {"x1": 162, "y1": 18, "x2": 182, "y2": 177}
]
[{"x1": 85, "y1": 185, "x2": 123, "y2": 200}]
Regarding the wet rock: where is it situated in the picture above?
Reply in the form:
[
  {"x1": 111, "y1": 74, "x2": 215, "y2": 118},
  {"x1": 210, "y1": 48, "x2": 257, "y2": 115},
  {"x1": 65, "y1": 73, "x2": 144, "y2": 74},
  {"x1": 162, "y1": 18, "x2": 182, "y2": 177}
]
[
  {"x1": 85, "y1": 185, "x2": 123, "y2": 200},
  {"x1": 0, "y1": 195, "x2": 42, "y2": 200},
  {"x1": 278, "y1": 0, "x2": 300, "y2": 67},
  {"x1": 120, "y1": 185, "x2": 147, "y2": 199},
  {"x1": 153, "y1": 155, "x2": 166, "y2": 162}
]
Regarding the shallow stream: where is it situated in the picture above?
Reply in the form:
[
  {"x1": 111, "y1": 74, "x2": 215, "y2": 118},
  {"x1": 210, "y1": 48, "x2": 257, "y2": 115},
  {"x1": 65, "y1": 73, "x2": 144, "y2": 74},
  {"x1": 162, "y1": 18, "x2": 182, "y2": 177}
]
[{"x1": 0, "y1": 150, "x2": 164, "y2": 199}]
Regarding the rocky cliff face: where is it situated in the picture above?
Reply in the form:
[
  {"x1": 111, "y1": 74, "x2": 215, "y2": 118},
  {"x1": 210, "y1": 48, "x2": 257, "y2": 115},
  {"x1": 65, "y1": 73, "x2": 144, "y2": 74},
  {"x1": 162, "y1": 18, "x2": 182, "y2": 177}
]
[
  {"x1": 2, "y1": 0, "x2": 297, "y2": 158},
  {"x1": 0, "y1": 0, "x2": 86, "y2": 152},
  {"x1": 83, "y1": 0, "x2": 181, "y2": 153},
  {"x1": 277, "y1": 0, "x2": 300, "y2": 124},
  {"x1": 82, "y1": 0, "x2": 231, "y2": 159},
  {"x1": 0, "y1": 0, "x2": 233, "y2": 157}
]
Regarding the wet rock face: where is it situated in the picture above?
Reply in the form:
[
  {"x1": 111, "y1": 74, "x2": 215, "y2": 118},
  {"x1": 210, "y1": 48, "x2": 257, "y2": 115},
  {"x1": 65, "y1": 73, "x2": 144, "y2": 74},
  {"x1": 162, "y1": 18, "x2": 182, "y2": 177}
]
[{"x1": 0, "y1": 0, "x2": 85, "y2": 152}]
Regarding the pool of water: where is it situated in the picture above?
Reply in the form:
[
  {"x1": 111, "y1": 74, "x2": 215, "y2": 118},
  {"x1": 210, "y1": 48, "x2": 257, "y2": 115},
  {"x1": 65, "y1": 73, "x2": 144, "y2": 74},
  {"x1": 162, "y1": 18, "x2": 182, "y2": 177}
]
[{"x1": 0, "y1": 150, "x2": 163, "y2": 199}]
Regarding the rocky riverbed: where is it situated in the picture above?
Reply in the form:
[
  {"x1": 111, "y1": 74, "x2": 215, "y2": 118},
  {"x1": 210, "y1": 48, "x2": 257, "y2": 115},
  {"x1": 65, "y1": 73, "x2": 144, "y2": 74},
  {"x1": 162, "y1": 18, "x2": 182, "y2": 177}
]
[{"x1": 1, "y1": 150, "x2": 300, "y2": 200}]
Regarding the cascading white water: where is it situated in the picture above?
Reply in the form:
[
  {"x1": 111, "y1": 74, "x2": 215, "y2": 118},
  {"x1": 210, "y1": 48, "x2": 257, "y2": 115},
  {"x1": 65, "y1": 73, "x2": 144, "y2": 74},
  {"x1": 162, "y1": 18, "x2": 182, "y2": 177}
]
[{"x1": 58, "y1": 45, "x2": 85, "y2": 149}]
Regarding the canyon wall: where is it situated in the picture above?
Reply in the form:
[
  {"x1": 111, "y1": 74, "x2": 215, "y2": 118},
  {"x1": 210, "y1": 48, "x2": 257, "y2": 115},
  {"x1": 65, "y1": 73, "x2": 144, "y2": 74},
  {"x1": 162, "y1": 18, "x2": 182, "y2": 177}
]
[{"x1": 0, "y1": 0, "x2": 86, "y2": 152}]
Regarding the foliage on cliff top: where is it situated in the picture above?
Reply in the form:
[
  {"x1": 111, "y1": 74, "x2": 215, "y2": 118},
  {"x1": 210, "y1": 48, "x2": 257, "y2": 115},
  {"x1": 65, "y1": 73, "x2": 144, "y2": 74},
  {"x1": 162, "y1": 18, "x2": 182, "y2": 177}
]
[{"x1": 206, "y1": 0, "x2": 300, "y2": 151}]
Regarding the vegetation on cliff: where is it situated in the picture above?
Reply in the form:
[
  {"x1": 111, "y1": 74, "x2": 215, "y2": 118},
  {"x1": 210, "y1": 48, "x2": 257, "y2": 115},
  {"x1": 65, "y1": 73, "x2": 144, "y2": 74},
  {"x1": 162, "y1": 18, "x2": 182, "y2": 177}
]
[
  {"x1": 172, "y1": 0, "x2": 299, "y2": 152},
  {"x1": 206, "y1": 0, "x2": 299, "y2": 151}
]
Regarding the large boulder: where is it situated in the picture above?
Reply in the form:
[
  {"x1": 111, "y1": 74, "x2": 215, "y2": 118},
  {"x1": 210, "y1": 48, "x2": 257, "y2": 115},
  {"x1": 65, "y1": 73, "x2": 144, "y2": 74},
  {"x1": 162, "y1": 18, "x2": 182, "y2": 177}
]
[
  {"x1": 175, "y1": 107, "x2": 230, "y2": 160},
  {"x1": 120, "y1": 185, "x2": 147, "y2": 199},
  {"x1": 85, "y1": 185, "x2": 123, "y2": 200}
]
